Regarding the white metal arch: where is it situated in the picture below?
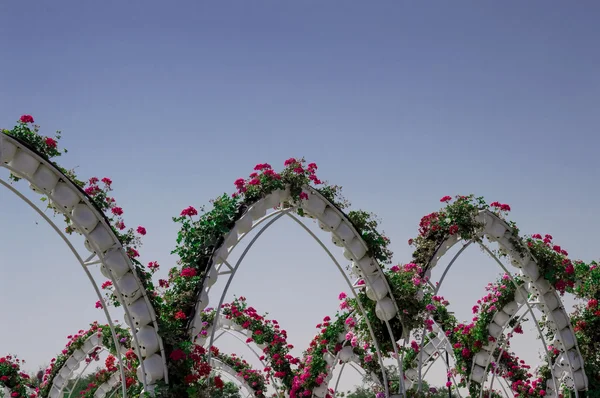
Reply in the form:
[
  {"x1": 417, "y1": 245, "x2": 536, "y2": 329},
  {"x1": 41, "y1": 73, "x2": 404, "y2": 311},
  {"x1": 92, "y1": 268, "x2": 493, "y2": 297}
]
[
  {"x1": 48, "y1": 331, "x2": 130, "y2": 398},
  {"x1": 420, "y1": 209, "x2": 587, "y2": 397},
  {"x1": 0, "y1": 133, "x2": 168, "y2": 393},
  {"x1": 207, "y1": 325, "x2": 284, "y2": 392},
  {"x1": 209, "y1": 357, "x2": 266, "y2": 398},
  {"x1": 189, "y1": 187, "x2": 409, "y2": 397}
]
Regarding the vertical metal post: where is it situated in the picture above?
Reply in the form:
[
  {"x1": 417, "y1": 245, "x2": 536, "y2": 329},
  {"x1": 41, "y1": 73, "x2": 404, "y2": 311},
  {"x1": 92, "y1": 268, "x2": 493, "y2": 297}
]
[{"x1": 447, "y1": 350, "x2": 452, "y2": 398}]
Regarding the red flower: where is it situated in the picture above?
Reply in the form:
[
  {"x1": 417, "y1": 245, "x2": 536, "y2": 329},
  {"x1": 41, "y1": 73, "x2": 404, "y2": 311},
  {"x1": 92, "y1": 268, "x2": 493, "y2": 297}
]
[
  {"x1": 440, "y1": 195, "x2": 452, "y2": 203},
  {"x1": 136, "y1": 226, "x2": 147, "y2": 235},
  {"x1": 299, "y1": 192, "x2": 308, "y2": 200},
  {"x1": 111, "y1": 207, "x2": 124, "y2": 216},
  {"x1": 95, "y1": 301, "x2": 103, "y2": 309},
  {"x1": 101, "y1": 177, "x2": 112, "y2": 186},
  {"x1": 254, "y1": 163, "x2": 272, "y2": 171},
  {"x1": 449, "y1": 225, "x2": 459, "y2": 235},
  {"x1": 19, "y1": 115, "x2": 34, "y2": 124},
  {"x1": 174, "y1": 311, "x2": 187, "y2": 320},
  {"x1": 213, "y1": 375, "x2": 224, "y2": 389},
  {"x1": 45, "y1": 137, "x2": 57, "y2": 148},
  {"x1": 180, "y1": 206, "x2": 198, "y2": 217},
  {"x1": 180, "y1": 268, "x2": 197, "y2": 278},
  {"x1": 169, "y1": 349, "x2": 186, "y2": 361}
]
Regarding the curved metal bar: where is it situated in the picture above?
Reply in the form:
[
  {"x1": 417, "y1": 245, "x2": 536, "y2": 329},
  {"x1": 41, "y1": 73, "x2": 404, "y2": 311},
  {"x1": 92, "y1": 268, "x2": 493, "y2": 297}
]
[
  {"x1": 217, "y1": 328, "x2": 281, "y2": 391},
  {"x1": 203, "y1": 207, "x2": 395, "y2": 397},
  {"x1": 497, "y1": 377, "x2": 512, "y2": 397},
  {"x1": 478, "y1": 242, "x2": 562, "y2": 397},
  {"x1": 487, "y1": 315, "x2": 524, "y2": 395},
  {"x1": 209, "y1": 357, "x2": 260, "y2": 398},
  {"x1": 205, "y1": 210, "x2": 290, "y2": 397},
  {"x1": 417, "y1": 240, "x2": 472, "y2": 393},
  {"x1": 331, "y1": 360, "x2": 370, "y2": 397},
  {"x1": 195, "y1": 209, "x2": 287, "y2": 315},
  {"x1": 0, "y1": 177, "x2": 129, "y2": 398},
  {"x1": 1, "y1": 136, "x2": 169, "y2": 387},
  {"x1": 333, "y1": 362, "x2": 347, "y2": 396},
  {"x1": 67, "y1": 347, "x2": 105, "y2": 398},
  {"x1": 284, "y1": 212, "x2": 394, "y2": 396}
]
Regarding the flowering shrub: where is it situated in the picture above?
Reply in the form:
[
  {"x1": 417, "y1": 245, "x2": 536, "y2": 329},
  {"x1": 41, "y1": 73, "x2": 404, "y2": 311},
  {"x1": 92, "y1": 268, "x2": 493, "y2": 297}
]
[
  {"x1": 0, "y1": 355, "x2": 36, "y2": 398},
  {"x1": 198, "y1": 297, "x2": 299, "y2": 389}
]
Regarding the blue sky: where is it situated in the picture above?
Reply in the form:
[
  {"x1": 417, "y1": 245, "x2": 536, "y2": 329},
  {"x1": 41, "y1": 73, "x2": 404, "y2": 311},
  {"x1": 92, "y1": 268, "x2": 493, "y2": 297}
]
[{"x1": 0, "y1": 0, "x2": 599, "y2": 393}]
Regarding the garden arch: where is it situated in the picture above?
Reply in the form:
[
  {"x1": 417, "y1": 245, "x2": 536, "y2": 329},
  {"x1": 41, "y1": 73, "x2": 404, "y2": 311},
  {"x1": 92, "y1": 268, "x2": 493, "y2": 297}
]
[
  {"x1": 413, "y1": 204, "x2": 588, "y2": 397},
  {"x1": 186, "y1": 182, "x2": 408, "y2": 397},
  {"x1": 0, "y1": 131, "x2": 168, "y2": 394}
]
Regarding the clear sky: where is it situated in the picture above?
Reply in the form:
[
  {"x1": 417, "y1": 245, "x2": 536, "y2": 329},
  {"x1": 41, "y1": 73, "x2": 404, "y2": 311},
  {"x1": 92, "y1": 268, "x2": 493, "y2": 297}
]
[{"x1": 1, "y1": 0, "x2": 599, "y2": 395}]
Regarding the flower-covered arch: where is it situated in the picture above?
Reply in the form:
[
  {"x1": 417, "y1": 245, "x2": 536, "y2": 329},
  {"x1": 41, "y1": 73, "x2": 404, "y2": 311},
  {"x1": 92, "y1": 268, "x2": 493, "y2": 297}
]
[
  {"x1": 0, "y1": 118, "x2": 168, "y2": 392},
  {"x1": 41, "y1": 323, "x2": 132, "y2": 398},
  {"x1": 407, "y1": 196, "x2": 591, "y2": 397},
  {"x1": 163, "y1": 158, "x2": 413, "y2": 396},
  {"x1": 2, "y1": 115, "x2": 600, "y2": 398}
]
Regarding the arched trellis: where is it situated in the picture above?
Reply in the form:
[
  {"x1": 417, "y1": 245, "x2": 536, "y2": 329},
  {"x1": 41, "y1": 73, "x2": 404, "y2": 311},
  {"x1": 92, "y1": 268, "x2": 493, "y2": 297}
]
[
  {"x1": 207, "y1": 352, "x2": 269, "y2": 398},
  {"x1": 0, "y1": 132, "x2": 168, "y2": 394},
  {"x1": 208, "y1": 359, "x2": 256, "y2": 398},
  {"x1": 188, "y1": 187, "x2": 408, "y2": 396},
  {"x1": 3, "y1": 136, "x2": 597, "y2": 398},
  {"x1": 421, "y1": 209, "x2": 588, "y2": 397},
  {"x1": 200, "y1": 319, "x2": 285, "y2": 392},
  {"x1": 46, "y1": 327, "x2": 131, "y2": 398}
]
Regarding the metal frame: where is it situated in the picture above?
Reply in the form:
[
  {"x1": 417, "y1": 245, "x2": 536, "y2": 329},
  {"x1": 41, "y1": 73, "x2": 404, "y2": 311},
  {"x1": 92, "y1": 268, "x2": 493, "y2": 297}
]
[
  {"x1": 0, "y1": 133, "x2": 170, "y2": 392},
  {"x1": 417, "y1": 219, "x2": 584, "y2": 398},
  {"x1": 197, "y1": 194, "x2": 407, "y2": 397},
  {"x1": 0, "y1": 176, "x2": 129, "y2": 398},
  {"x1": 211, "y1": 328, "x2": 282, "y2": 391}
]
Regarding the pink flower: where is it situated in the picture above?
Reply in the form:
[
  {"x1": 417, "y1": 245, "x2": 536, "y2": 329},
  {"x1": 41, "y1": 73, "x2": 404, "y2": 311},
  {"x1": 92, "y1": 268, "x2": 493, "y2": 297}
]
[
  {"x1": 45, "y1": 137, "x2": 57, "y2": 148},
  {"x1": 300, "y1": 192, "x2": 308, "y2": 200},
  {"x1": 338, "y1": 292, "x2": 347, "y2": 300},
  {"x1": 136, "y1": 226, "x2": 147, "y2": 235},
  {"x1": 440, "y1": 195, "x2": 452, "y2": 203},
  {"x1": 95, "y1": 301, "x2": 103, "y2": 309},
  {"x1": 284, "y1": 158, "x2": 296, "y2": 166},
  {"x1": 181, "y1": 268, "x2": 197, "y2": 278},
  {"x1": 111, "y1": 207, "x2": 124, "y2": 216},
  {"x1": 390, "y1": 265, "x2": 400, "y2": 272},
  {"x1": 234, "y1": 178, "x2": 245, "y2": 188},
  {"x1": 180, "y1": 206, "x2": 198, "y2": 217},
  {"x1": 19, "y1": 115, "x2": 34, "y2": 124},
  {"x1": 101, "y1": 177, "x2": 112, "y2": 186}
]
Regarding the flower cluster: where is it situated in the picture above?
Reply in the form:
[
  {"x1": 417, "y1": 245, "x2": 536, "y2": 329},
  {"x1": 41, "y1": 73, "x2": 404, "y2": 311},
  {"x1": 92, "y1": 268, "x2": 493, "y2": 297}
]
[
  {"x1": 0, "y1": 355, "x2": 36, "y2": 398},
  {"x1": 199, "y1": 297, "x2": 298, "y2": 388},
  {"x1": 38, "y1": 323, "x2": 132, "y2": 397},
  {"x1": 212, "y1": 350, "x2": 268, "y2": 396},
  {"x1": 2, "y1": 115, "x2": 66, "y2": 183}
]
